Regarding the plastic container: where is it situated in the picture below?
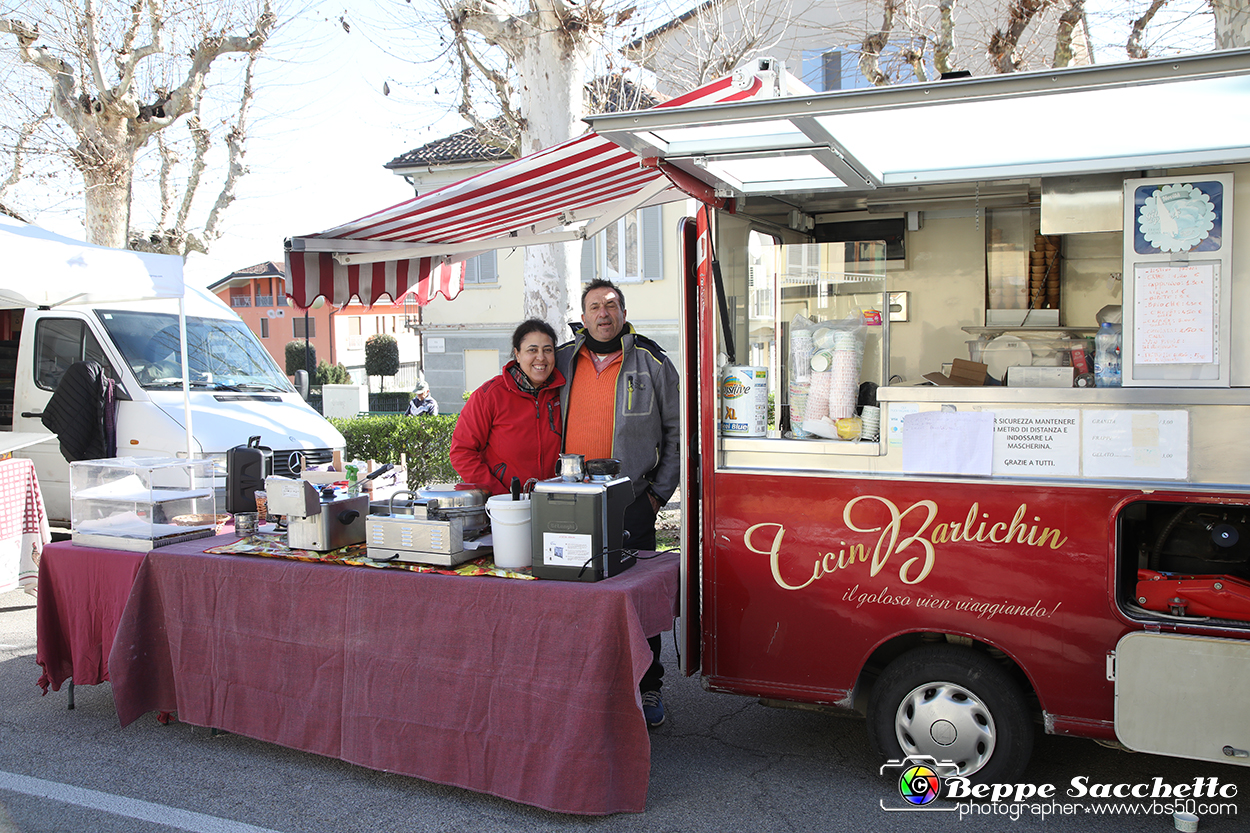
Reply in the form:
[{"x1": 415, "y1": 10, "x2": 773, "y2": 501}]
[
  {"x1": 486, "y1": 495, "x2": 532, "y2": 570},
  {"x1": 1094, "y1": 322, "x2": 1122, "y2": 387}
]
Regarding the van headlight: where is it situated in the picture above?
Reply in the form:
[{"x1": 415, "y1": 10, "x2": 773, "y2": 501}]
[{"x1": 177, "y1": 451, "x2": 228, "y2": 477}]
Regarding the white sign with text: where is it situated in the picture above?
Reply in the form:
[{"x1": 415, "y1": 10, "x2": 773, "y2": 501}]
[{"x1": 992, "y1": 410, "x2": 1081, "y2": 477}]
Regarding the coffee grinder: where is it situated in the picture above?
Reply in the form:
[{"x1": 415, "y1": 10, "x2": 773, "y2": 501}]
[{"x1": 530, "y1": 458, "x2": 634, "y2": 582}]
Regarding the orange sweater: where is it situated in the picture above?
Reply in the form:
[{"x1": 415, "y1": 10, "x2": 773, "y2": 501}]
[{"x1": 563, "y1": 348, "x2": 620, "y2": 459}]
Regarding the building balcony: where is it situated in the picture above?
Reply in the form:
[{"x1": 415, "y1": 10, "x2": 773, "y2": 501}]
[
  {"x1": 256, "y1": 295, "x2": 274, "y2": 307},
  {"x1": 230, "y1": 297, "x2": 252, "y2": 308}
]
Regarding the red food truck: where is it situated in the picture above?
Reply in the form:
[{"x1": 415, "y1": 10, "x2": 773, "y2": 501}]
[
  {"x1": 584, "y1": 49, "x2": 1250, "y2": 783},
  {"x1": 290, "y1": 49, "x2": 1250, "y2": 786}
]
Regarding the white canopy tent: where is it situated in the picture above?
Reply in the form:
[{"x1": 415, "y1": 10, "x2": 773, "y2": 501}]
[
  {"x1": 0, "y1": 214, "x2": 184, "y2": 306},
  {"x1": 0, "y1": 215, "x2": 196, "y2": 458}
]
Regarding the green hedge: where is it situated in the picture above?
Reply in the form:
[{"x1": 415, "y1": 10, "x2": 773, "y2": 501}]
[{"x1": 329, "y1": 414, "x2": 459, "y2": 491}]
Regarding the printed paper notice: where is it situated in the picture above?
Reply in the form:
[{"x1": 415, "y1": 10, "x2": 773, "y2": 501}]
[
  {"x1": 542, "y1": 532, "x2": 593, "y2": 567},
  {"x1": 1082, "y1": 410, "x2": 1188, "y2": 480},
  {"x1": 992, "y1": 410, "x2": 1080, "y2": 477},
  {"x1": 887, "y1": 403, "x2": 920, "y2": 450},
  {"x1": 1134, "y1": 264, "x2": 1216, "y2": 365},
  {"x1": 902, "y1": 411, "x2": 994, "y2": 476}
]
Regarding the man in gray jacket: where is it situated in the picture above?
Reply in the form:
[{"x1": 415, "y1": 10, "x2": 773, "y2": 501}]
[{"x1": 557, "y1": 278, "x2": 680, "y2": 727}]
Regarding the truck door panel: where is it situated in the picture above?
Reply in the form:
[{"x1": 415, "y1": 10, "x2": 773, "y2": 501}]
[{"x1": 1114, "y1": 632, "x2": 1250, "y2": 766}]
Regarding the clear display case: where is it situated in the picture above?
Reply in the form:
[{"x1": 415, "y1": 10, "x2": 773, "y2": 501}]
[
  {"x1": 730, "y1": 241, "x2": 888, "y2": 444},
  {"x1": 71, "y1": 457, "x2": 218, "y2": 551}
]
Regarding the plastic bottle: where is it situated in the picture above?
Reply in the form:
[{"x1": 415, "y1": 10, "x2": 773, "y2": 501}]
[{"x1": 1094, "y1": 322, "x2": 1121, "y2": 387}]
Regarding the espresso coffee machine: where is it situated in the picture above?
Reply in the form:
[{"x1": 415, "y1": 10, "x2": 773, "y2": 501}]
[{"x1": 530, "y1": 458, "x2": 634, "y2": 582}]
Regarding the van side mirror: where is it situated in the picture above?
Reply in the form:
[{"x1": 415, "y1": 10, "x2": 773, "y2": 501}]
[{"x1": 294, "y1": 369, "x2": 309, "y2": 400}]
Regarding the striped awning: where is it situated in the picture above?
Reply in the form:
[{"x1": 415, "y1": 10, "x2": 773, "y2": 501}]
[{"x1": 285, "y1": 63, "x2": 802, "y2": 309}]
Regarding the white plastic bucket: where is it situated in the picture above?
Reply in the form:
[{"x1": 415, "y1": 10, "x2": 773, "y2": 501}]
[
  {"x1": 486, "y1": 495, "x2": 532, "y2": 570},
  {"x1": 719, "y1": 365, "x2": 768, "y2": 436}
]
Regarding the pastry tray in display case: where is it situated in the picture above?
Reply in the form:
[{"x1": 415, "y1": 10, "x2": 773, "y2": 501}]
[{"x1": 71, "y1": 456, "x2": 218, "y2": 551}]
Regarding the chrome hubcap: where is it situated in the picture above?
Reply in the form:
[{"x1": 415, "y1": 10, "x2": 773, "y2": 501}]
[{"x1": 895, "y1": 681, "x2": 996, "y2": 776}]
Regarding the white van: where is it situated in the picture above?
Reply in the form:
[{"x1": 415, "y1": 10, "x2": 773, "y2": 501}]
[{"x1": 0, "y1": 285, "x2": 345, "y2": 525}]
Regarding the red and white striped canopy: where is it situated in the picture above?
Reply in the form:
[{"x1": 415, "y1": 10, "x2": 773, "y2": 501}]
[{"x1": 284, "y1": 68, "x2": 788, "y2": 309}]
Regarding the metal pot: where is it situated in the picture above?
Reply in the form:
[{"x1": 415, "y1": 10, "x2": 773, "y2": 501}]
[{"x1": 558, "y1": 453, "x2": 585, "y2": 482}]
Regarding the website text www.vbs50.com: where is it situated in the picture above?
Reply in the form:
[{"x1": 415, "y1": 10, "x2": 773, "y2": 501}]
[{"x1": 881, "y1": 757, "x2": 1241, "y2": 822}]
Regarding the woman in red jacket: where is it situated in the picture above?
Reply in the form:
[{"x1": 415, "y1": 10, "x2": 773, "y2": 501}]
[{"x1": 450, "y1": 319, "x2": 565, "y2": 494}]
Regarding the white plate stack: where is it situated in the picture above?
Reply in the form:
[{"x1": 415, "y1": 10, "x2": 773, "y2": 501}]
[{"x1": 860, "y1": 405, "x2": 881, "y2": 441}]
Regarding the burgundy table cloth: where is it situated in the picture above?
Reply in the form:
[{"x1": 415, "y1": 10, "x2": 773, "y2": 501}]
[
  {"x1": 109, "y1": 543, "x2": 680, "y2": 815},
  {"x1": 36, "y1": 540, "x2": 146, "y2": 693}
]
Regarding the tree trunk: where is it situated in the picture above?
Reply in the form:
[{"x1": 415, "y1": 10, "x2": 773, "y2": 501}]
[
  {"x1": 455, "y1": 0, "x2": 598, "y2": 334},
  {"x1": 1213, "y1": 0, "x2": 1250, "y2": 48},
  {"x1": 82, "y1": 165, "x2": 133, "y2": 249},
  {"x1": 516, "y1": 10, "x2": 589, "y2": 333},
  {"x1": 75, "y1": 120, "x2": 138, "y2": 249}
]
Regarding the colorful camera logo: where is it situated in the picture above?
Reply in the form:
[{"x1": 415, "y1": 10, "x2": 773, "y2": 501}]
[
  {"x1": 879, "y1": 755, "x2": 958, "y2": 812},
  {"x1": 898, "y1": 763, "x2": 942, "y2": 806}
]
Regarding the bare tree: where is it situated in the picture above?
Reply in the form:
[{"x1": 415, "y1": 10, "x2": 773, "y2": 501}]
[
  {"x1": 0, "y1": 0, "x2": 276, "y2": 254},
  {"x1": 623, "y1": 0, "x2": 793, "y2": 90},
  {"x1": 437, "y1": 0, "x2": 610, "y2": 329}
]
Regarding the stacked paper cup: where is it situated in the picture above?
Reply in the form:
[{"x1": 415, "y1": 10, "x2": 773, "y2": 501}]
[
  {"x1": 791, "y1": 330, "x2": 813, "y2": 383},
  {"x1": 807, "y1": 371, "x2": 831, "y2": 421},
  {"x1": 860, "y1": 405, "x2": 881, "y2": 441},
  {"x1": 828, "y1": 331, "x2": 861, "y2": 420},
  {"x1": 789, "y1": 381, "x2": 810, "y2": 437}
]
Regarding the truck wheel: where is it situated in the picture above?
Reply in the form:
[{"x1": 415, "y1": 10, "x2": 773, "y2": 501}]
[{"x1": 867, "y1": 645, "x2": 1033, "y2": 784}]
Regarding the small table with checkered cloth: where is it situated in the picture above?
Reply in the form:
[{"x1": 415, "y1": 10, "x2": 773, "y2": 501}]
[{"x1": 0, "y1": 457, "x2": 51, "y2": 594}]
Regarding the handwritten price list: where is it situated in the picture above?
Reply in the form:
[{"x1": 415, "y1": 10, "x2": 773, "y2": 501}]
[{"x1": 1134, "y1": 263, "x2": 1215, "y2": 365}]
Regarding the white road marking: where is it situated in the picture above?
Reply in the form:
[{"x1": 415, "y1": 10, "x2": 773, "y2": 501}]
[{"x1": 0, "y1": 772, "x2": 287, "y2": 833}]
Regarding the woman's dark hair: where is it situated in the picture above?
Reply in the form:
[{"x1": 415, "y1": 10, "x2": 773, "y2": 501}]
[{"x1": 511, "y1": 318, "x2": 558, "y2": 353}]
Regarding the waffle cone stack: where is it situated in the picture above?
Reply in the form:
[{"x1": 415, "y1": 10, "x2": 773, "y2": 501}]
[{"x1": 1029, "y1": 234, "x2": 1060, "y2": 310}]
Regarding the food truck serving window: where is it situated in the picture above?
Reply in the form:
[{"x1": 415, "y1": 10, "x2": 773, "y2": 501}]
[{"x1": 715, "y1": 225, "x2": 889, "y2": 454}]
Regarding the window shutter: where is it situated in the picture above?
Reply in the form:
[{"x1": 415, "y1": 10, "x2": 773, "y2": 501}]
[
  {"x1": 640, "y1": 205, "x2": 663, "y2": 280},
  {"x1": 463, "y1": 254, "x2": 481, "y2": 285},
  {"x1": 479, "y1": 249, "x2": 498, "y2": 283},
  {"x1": 580, "y1": 237, "x2": 596, "y2": 282}
]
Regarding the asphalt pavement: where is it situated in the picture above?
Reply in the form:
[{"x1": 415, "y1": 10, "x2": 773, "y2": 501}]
[{"x1": 1, "y1": 585, "x2": 1246, "y2": 832}]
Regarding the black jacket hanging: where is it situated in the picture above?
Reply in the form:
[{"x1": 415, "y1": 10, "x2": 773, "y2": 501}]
[{"x1": 41, "y1": 360, "x2": 118, "y2": 462}]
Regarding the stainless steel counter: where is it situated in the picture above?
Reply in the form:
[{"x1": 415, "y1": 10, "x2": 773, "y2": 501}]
[{"x1": 878, "y1": 385, "x2": 1250, "y2": 406}]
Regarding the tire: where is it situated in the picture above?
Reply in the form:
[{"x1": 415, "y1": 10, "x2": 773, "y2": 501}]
[{"x1": 867, "y1": 645, "x2": 1034, "y2": 784}]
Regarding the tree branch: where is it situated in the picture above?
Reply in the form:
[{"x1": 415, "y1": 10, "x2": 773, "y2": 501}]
[
  {"x1": 0, "y1": 18, "x2": 82, "y2": 126},
  {"x1": 860, "y1": 0, "x2": 901, "y2": 87},
  {"x1": 934, "y1": 0, "x2": 956, "y2": 76},
  {"x1": 1052, "y1": 0, "x2": 1085, "y2": 67},
  {"x1": 156, "y1": 132, "x2": 177, "y2": 229},
  {"x1": 82, "y1": 0, "x2": 111, "y2": 101},
  {"x1": 988, "y1": 0, "x2": 1053, "y2": 73},
  {"x1": 1128, "y1": 0, "x2": 1170, "y2": 59},
  {"x1": 0, "y1": 108, "x2": 52, "y2": 205},
  {"x1": 114, "y1": 0, "x2": 167, "y2": 103},
  {"x1": 199, "y1": 48, "x2": 261, "y2": 255},
  {"x1": 152, "y1": 0, "x2": 275, "y2": 134}
]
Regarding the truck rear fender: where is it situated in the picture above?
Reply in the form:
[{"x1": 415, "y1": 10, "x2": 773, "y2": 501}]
[{"x1": 850, "y1": 631, "x2": 1042, "y2": 721}]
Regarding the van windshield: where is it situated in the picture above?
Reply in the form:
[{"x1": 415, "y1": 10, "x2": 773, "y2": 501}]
[{"x1": 95, "y1": 309, "x2": 294, "y2": 392}]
